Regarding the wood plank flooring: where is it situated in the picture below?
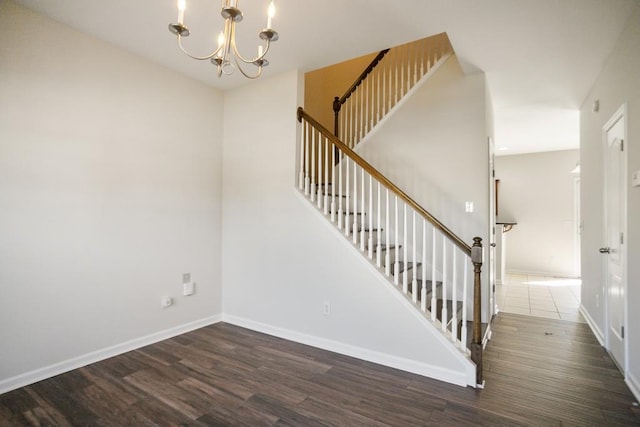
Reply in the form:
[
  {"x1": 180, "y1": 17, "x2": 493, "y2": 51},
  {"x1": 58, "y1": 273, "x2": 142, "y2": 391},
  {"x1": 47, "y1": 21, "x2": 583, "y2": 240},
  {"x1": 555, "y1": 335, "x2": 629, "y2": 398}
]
[{"x1": 1, "y1": 313, "x2": 639, "y2": 426}]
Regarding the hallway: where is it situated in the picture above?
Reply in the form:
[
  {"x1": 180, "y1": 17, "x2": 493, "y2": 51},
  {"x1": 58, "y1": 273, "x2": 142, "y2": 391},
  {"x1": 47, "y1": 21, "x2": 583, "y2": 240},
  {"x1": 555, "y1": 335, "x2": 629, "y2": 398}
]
[{"x1": 496, "y1": 273, "x2": 584, "y2": 322}]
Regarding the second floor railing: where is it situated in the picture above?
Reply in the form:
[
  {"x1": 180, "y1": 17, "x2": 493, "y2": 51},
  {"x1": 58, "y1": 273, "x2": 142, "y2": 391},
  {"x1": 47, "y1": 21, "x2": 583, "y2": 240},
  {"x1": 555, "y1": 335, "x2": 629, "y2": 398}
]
[{"x1": 333, "y1": 33, "x2": 453, "y2": 148}]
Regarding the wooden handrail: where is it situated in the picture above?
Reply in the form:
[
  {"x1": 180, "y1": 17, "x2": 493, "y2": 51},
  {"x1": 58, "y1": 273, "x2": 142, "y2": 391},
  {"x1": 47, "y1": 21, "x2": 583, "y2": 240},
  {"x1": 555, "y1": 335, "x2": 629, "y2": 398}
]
[
  {"x1": 338, "y1": 49, "x2": 390, "y2": 106},
  {"x1": 333, "y1": 48, "x2": 390, "y2": 136},
  {"x1": 298, "y1": 106, "x2": 471, "y2": 255}
]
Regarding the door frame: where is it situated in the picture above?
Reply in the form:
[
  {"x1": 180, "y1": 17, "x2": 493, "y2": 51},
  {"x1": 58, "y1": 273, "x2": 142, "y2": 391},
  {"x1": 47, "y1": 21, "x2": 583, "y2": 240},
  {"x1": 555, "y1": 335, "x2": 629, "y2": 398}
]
[
  {"x1": 602, "y1": 103, "x2": 628, "y2": 374},
  {"x1": 488, "y1": 137, "x2": 496, "y2": 319}
]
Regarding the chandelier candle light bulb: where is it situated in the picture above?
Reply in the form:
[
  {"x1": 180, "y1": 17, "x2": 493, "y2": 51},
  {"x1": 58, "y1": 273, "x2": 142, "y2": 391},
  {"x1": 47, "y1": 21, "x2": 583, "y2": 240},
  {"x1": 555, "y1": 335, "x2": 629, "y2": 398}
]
[
  {"x1": 177, "y1": 0, "x2": 185, "y2": 24},
  {"x1": 267, "y1": 1, "x2": 275, "y2": 29},
  {"x1": 168, "y1": 0, "x2": 279, "y2": 79}
]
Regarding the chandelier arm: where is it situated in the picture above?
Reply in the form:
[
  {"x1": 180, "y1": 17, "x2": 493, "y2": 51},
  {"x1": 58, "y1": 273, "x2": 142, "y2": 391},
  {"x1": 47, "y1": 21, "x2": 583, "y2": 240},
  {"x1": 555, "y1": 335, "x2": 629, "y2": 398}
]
[
  {"x1": 177, "y1": 36, "x2": 223, "y2": 61},
  {"x1": 231, "y1": 36, "x2": 271, "y2": 64},
  {"x1": 234, "y1": 57, "x2": 263, "y2": 79}
]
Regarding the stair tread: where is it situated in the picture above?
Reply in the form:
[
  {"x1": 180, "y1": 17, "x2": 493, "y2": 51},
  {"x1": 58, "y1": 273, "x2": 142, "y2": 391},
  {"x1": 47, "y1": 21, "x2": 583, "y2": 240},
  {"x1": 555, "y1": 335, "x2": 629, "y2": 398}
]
[
  {"x1": 373, "y1": 244, "x2": 400, "y2": 251},
  {"x1": 390, "y1": 261, "x2": 422, "y2": 274}
]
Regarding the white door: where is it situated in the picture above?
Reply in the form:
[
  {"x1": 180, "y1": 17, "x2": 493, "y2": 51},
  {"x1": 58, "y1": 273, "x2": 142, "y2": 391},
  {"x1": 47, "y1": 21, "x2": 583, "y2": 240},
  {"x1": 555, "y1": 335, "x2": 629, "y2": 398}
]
[{"x1": 602, "y1": 106, "x2": 626, "y2": 371}]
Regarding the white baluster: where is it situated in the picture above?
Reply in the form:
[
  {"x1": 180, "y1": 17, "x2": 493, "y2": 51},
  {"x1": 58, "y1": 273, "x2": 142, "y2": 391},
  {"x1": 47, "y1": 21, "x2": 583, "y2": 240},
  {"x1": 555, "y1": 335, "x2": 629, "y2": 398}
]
[
  {"x1": 324, "y1": 136, "x2": 329, "y2": 214},
  {"x1": 421, "y1": 220, "x2": 427, "y2": 312},
  {"x1": 400, "y1": 45, "x2": 405, "y2": 101},
  {"x1": 331, "y1": 141, "x2": 336, "y2": 223},
  {"x1": 462, "y1": 256, "x2": 468, "y2": 350},
  {"x1": 362, "y1": 175, "x2": 372, "y2": 258},
  {"x1": 413, "y1": 41, "x2": 419, "y2": 85},
  {"x1": 441, "y1": 236, "x2": 448, "y2": 333},
  {"x1": 317, "y1": 134, "x2": 322, "y2": 209},
  {"x1": 431, "y1": 228, "x2": 437, "y2": 321},
  {"x1": 364, "y1": 76, "x2": 369, "y2": 137},
  {"x1": 382, "y1": 59, "x2": 387, "y2": 118},
  {"x1": 403, "y1": 204, "x2": 408, "y2": 293},
  {"x1": 360, "y1": 168, "x2": 365, "y2": 251},
  {"x1": 355, "y1": 89, "x2": 360, "y2": 145},
  {"x1": 337, "y1": 147, "x2": 343, "y2": 229},
  {"x1": 419, "y1": 38, "x2": 425, "y2": 77},
  {"x1": 452, "y1": 246, "x2": 458, "y2": 343},
  {"x1": 345, "y1": 157, "x2": 350, "y2": 237},
  {"x1": 304, "y1": 122, "x2": 310, "y2": 195},
  {"x1": 394, "y1": 195, "x2": 400, "y2": 286},
  {"x1": 347, "y1": 97, "x2": 356, "y2": 147},
  {"x1": 310, "y1": 128, "x2": 316, "y2": 202},
  {"x1": 299, "y1": 120, "x2": 305, "y2": 190},
  {"x1": 373, "y1": 178, "x2": 379, "y2": 263},
  {"x1": 385, "y1": 188, "x2": 390, "y2": 276},
  {"x1": 412, "y1": 211, "x2": 417, "y2": 303},
  {"x1": 407, "y1": 43, "x2": 412, "y2": 90},
  {"x1": 360, "y1": 82, "x2": 365, "y2": 143},
  {"x1": 389, "y1": 50, "x2": 400, "y2": 104},
  {"x1": 352, "y1": 160, "x2": 358, "y2": 244},
  {"x1": 376, "y1": 67, "x2": 381, "y2": 123}
]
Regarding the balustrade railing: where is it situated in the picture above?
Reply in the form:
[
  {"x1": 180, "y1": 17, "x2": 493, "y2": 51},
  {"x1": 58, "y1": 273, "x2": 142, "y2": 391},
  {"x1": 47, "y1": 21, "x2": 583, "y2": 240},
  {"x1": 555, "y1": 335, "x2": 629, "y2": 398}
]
[
  {"x1": 333, "y1": 33, "x2": 453, "y2": 148},
  {"x1": 298, "y1": 107, "x2": 483, "y2": 385}
]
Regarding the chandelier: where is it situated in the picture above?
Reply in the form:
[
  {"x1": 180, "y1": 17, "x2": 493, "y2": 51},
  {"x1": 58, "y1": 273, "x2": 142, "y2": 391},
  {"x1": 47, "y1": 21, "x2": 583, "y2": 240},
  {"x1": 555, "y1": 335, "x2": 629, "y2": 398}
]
[{"x1": 168, "y1": 0, "x2": 279, "y2": 79}]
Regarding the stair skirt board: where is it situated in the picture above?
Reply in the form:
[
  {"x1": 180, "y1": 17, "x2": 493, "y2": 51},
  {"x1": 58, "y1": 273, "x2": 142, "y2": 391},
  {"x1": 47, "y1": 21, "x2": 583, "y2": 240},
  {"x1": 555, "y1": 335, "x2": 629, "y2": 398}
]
[
  {"x1": 294, "y1": 189, "x2": 477, "y2": 387},
  {"x1": 223, "y1": 313, "x2": 474, "y2": 388}
]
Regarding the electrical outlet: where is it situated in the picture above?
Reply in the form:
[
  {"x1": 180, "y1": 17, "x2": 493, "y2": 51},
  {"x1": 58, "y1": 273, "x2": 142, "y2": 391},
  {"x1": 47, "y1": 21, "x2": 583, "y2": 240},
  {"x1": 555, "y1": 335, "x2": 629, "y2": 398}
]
[{"x1": 323, "y1": 301, "x2": 331, "y2": 316}]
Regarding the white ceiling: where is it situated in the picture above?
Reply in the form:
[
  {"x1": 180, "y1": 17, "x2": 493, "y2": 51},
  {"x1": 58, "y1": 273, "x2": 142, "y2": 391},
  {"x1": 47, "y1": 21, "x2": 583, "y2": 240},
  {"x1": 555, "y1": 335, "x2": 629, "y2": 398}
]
[{"x1": 14, "y1": 0, "x2": 639, "y2": 155}]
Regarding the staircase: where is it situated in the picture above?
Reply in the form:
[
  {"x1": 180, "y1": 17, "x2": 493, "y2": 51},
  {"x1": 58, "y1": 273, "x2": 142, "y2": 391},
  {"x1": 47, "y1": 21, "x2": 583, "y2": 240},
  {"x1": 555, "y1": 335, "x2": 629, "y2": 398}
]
[{"x1": 296, "y1": 33, "x2": 485, "y2": 387}]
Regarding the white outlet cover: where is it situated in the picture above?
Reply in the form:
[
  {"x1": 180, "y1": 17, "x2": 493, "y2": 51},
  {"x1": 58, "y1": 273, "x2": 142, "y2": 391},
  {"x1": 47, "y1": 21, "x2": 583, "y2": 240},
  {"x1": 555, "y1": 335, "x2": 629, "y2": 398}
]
[{"x1": 632, "y1": 170, "x2": 640, "y2": 187}]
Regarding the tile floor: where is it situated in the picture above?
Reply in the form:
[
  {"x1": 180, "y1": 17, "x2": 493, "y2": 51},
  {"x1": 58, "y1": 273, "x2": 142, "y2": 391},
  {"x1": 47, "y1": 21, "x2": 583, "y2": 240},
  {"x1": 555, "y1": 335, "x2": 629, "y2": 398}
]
[{"x1": 496, "y1": 273, "x2": 585, "y2": 322}]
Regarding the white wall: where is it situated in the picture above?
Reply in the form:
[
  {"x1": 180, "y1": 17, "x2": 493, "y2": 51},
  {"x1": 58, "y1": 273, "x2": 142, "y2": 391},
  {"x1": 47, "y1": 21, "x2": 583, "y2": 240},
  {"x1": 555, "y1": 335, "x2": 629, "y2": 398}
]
[
  {"x1": 580, "y1": 7, "x2": 640, "y2": 400},
  {"x1": 357, "y1": 55, "x2": 488, "y2": 247},
  {"x1": 0, "y1": 1, "x2": 224, "y2": 390},
  {"x1": 221, "y1": 70, "x2": 475, "y2": 386},
  {"x1": 495, "y1": 149, "x2": 579, "y2": 277}
]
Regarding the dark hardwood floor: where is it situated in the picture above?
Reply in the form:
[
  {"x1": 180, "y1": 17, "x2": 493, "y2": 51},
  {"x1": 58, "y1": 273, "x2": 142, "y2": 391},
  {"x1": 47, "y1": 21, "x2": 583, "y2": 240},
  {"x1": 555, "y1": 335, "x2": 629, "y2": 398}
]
[{"x1": 1, "y1": 313, "x2": 639, "y2": 426}]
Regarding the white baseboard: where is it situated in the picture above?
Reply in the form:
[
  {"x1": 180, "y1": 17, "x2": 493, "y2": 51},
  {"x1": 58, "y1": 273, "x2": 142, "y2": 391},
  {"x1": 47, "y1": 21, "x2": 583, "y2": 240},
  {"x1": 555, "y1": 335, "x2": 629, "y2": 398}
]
[
  {"x1": 222, "y1": 313, "x2": 470, "y2": 387},
  {"x1": 0, "y1": 315, "x2": 222, "y2": 395},
  {"x1": 579, "y1": 304, "x2": 604, "y2": 346},
  {"x1": 626, "y1": 371, "x2": 640, "y2": 403}
]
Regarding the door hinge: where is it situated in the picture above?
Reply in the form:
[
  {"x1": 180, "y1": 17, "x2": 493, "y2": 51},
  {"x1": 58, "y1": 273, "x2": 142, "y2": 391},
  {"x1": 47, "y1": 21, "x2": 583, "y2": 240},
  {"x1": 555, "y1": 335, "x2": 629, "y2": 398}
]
[
  {"x1": 493, "y1": 284, "x2": 496, "y2": 293},
  {"x1": 621, "y1": 233, "x2": 624, "y2": 245},
  {"x1": 621, "y1": 139, "x2": 624, "y2": 151},
  {"x1": 622, "y1": 326, "x2": 625, "y2": 339}
]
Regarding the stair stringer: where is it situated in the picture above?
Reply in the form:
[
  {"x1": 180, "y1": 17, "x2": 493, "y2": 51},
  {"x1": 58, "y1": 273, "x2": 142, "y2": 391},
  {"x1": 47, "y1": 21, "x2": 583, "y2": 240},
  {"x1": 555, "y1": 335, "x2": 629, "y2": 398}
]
[{"x1": 294, "y1": 189, "x2": 477, "y2": 387}]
